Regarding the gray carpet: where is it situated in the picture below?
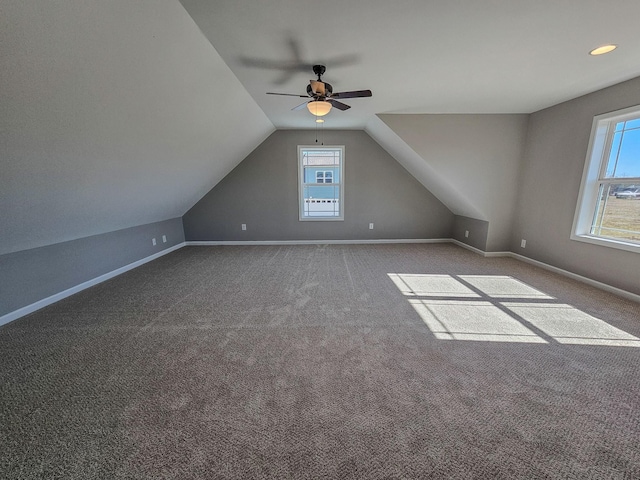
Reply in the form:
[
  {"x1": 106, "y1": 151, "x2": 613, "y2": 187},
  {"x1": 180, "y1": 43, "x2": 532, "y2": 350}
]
[{"x1": 1, "y1": 244, "x2": 639, "y2": 479}]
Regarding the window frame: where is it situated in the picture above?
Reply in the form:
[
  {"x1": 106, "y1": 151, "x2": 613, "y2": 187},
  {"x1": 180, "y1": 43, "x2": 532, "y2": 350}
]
[
  {"x1": 571, "y1": 105, "x2": 640, "y2": 253},
  {"x1": 298, "y1": 145, "x2": 345, "y2": 222}
]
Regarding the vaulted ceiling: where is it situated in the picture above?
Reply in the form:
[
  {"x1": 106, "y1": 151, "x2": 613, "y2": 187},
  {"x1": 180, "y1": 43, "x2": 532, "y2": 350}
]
[
  {"x1": 3, "y1": 0, "x2": 640, "y2": 255},
  {"x1": 181, "y1": 0, "x2": 640, "y2": 129},
  {"x1": 1, "y1": 1, "x2": 274, "y2": 255}
]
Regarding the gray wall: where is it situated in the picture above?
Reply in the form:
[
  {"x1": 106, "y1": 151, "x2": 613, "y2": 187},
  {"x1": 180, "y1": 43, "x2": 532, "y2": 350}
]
[
  {"x1": 183, "y1": 130, "x2": 454, "y2": 241},
  {"x1": 0, "y1": 0, "x2": 273, "y2": 256},
  {"x1": 512, "y1": 76, "x2": 640, "y2": 295},
  {"x1": 452, "y1": 215, "x2": 489, "y2": 251},
  {"x1": 0, "y1": 218, "x2": 185, "y2": 318},
  {"x1": 376, "y1": 114, "x2": 529, "y2": 252}
]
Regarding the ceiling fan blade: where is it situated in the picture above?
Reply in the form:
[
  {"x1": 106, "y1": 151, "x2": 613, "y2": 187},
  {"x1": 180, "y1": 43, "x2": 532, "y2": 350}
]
[
  {"x1": 266, "y1": 92, "x2": 309, "y2": 97},
  {"x1": 322, "y1": 53, "x2": 359, "y2": 68},
  {"x1": 241, "y1": 57, "x2": 314, "y2": 85},
  {"x1": 287, "y1": 36, "x2": 304, "y2": 63},
  {"x1": 310, "y1": 80, "x2": 325, "y2": 95},
  {"x1": 241, "y1": 57, "x2": 313, "y2": 76},
  {"x1": 331, "y1": 89, "x2": 372, "y2": 99},
  {"x1": 292, "y1": 101, "x2": 310, "y2": 111},
  {"x1": 241, "y1": 58, "x2": 296, "y2": 69},
  {"x1": 328, "y1": 99, "x2": 351, "y2": 111},
  {"x1": 272, "y1": 70, "x2": 297, "y2": 86}
]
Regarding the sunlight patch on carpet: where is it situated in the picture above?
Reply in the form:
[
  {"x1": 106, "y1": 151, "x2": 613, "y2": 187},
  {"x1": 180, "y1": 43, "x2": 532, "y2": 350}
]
[
  {"x1": 504, "y1": 303, "x2": 640, "y2": 347},
  {"x1": 458, "y1": 275, "x2": 554, "y2": 299},
  {"x1": 389, "y1": 273, "x2": 640, "y2": 346},
  {"x1": 409, "y1": 299, "x2": 546, "y2": 343},
  {"x1": 388, "y1": 273, "x2": 479, "y2": 298}
]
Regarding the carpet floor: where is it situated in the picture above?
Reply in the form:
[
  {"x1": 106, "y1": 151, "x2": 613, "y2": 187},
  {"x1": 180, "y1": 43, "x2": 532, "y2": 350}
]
[{"x1": 1, "y1": 244, "x2": 639, "y2": 479}]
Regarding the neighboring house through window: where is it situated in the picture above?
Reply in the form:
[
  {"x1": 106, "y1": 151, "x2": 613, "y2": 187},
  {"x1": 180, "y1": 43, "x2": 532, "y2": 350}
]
[
  {"x1": 316, "y1": 171, "x2": 333, "y2": 184},
  {"x1": 299, "y1": 146, "x2": 344, "y2": 220},
  {"x1": 572, "y1": 105, "x2": 640, "y2": 252}
]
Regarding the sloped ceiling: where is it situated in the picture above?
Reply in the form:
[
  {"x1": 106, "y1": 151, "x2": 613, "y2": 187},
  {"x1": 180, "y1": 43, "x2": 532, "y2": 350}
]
[
  {"x1": 372, "y1": 114, "x2": 529, "y2": 251},
  {"x1": 0, "y1": 0, "x2": 274, "y2": 255},
  {"x1": 179, "y1": 0, "x2": 640, "y2": 244},
  {"x1": 364, "y1": 116, "x2": 485, "y2": 221},
  {"x1": 180, "y1": 0, "x2": 640, "y2": 129},
  {"x1": 4, "y1": 1, "x2": 640, "y2": 256}
]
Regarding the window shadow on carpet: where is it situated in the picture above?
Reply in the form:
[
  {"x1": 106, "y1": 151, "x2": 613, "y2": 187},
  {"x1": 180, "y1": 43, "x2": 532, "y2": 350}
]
[{"x1": 388, "y1": 273, "x2": 640, "y2": 346}]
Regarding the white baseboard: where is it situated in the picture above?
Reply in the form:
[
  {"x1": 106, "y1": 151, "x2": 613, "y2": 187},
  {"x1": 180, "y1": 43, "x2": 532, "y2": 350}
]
[
  {"x1": 507, "y1": 252, "x2": 640, "y2": 303},
  {"x1": 450, "y1": 239, "x2": 638, "y2": 302},
  {"x1": 186, "y1": 238, "x2": 451, "y2": 246},
  {"x1": 2, "y1": 239, "x2": 446, "y2": 325},
  {"x1": 449, "y1": 239, "x2": 511, "y2": 257},
  {"x1": 3, "y1": 238, "x2": 637, "y2": 327},
  {"x1": 0, "y1": 242, "x2": 186, "y2": 327}
]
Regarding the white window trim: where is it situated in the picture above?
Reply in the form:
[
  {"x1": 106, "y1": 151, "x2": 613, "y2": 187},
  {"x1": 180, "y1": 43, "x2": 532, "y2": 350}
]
[
  {"x1": 571, "y1": 105, "x2": 640, "y2": 253},
  {"x1": 298, "y1": 145, "x2": 345, "y2": 221}
]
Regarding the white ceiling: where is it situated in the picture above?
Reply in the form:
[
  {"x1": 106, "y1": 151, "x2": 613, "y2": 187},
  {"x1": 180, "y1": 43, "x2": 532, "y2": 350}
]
[
  {"x1": 180, "y1": 0, "x2": 640, "y2": 129},
  {"x1": 4, "y1": 0, "x2": 640, "y2": 255}
]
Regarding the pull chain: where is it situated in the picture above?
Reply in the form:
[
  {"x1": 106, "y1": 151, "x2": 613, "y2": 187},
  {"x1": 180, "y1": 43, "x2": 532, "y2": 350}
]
[{"x1": 314, "y1": 116, "x2": 325, "y2": 144}]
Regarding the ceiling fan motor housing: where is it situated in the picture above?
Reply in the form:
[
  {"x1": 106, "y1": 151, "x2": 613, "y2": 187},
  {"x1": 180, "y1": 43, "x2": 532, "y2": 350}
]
[
  {"x1": 265, "y1": 64, "x2": 372, "y2": 113},
  {"x1": 307, "y1": 82, "x2": 333, "y2": 97}
]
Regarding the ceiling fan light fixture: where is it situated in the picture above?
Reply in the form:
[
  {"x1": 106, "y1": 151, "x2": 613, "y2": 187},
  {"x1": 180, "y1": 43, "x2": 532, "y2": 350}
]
[
  {"x1": 589, "y1": 44, "x2": 617, "y2": 56},
  {"x1": 307, "y1": 100, "x2": 332, "y2": 117}
]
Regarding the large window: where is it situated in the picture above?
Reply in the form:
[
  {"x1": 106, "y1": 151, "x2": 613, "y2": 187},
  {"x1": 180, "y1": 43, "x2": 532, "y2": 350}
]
[
  {"x1": 572, "y1": 106, "x2": 640, "y2": 252},
  {"x1": 298, "y1": 146, "x2": 344, "y2": 221}
]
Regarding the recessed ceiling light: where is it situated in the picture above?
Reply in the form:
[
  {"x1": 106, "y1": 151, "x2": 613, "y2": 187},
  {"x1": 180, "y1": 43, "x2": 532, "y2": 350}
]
[
  {"x1": 315, "y1": 118, "x2": 324, "y2": 123},
  {"x1": 590, "y1": 44, "x2": 617, "y2": 56}
]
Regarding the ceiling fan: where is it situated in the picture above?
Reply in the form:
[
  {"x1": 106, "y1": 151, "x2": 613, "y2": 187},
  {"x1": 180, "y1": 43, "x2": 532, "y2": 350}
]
[
  {"x1": 241, "y1": 37, "x2": 358, "y2": 85},
  {"x1": 266, "y1": 65, "x2": 372, "y2": 116}
]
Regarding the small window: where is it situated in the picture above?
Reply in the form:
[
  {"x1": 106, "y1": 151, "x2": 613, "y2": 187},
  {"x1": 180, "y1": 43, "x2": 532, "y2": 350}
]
[
  {"x1": 299, "y1": 146, "x2": 344, "y2": 221},
  {"x1": 315, "y1": 170, "x2": 333, "y2": 184},
  {"x1": 572, "y1": 106, "x2": 640, "y2": 252}
]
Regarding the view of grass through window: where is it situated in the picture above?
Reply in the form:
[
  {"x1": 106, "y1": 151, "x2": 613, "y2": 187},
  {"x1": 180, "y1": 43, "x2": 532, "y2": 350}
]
[
  {"x1": 592, "y1": 183, "x2": 640, "y2": 242},
  {"x1": 587, "y1": 115, "x2": 640, "y2": 244}
]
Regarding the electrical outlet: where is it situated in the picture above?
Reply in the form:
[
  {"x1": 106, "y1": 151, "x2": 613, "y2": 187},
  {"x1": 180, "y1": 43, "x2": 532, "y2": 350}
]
[
  {"x1": 521, "y1": 239, "x2": 526, "y2": 248},
  {"x1": 162, "y1": 235, "x2": 167, "y2": 243},
  {"x1": 152, "y1": 238, "x2": 156, "y2": 246},
  {"x1": 464, "y1": 230, "x2": 469, "y2": 238},
  {"x1": 241, "y1": 224, "x2": 247, "y2": 231},
  {"x1": 369, "y1": 223, "x2": 374, "y2": 230}
]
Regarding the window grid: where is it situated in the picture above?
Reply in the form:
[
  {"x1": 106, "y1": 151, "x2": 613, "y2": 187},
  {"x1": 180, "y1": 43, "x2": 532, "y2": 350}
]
[
  {"x1": 299, "y1": 147, "x2": 344, "y2": 221},
  {"x1": 573, "y1": 106, "x2": 640, "y2": 251}
]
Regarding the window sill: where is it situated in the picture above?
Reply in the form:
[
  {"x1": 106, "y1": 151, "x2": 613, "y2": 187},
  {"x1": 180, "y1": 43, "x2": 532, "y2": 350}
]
[
  {"x1": 571, "y1": 233, "x2": 640, "y2": 254},
  {"x1": 299, "y1": 217, "x2": 344, "y2": 222}
]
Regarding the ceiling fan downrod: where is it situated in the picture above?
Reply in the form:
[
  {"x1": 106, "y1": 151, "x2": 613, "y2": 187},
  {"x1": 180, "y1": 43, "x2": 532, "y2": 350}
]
[{"x1": 312, "y1": 64, "x2": 326, "y2": 81}]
